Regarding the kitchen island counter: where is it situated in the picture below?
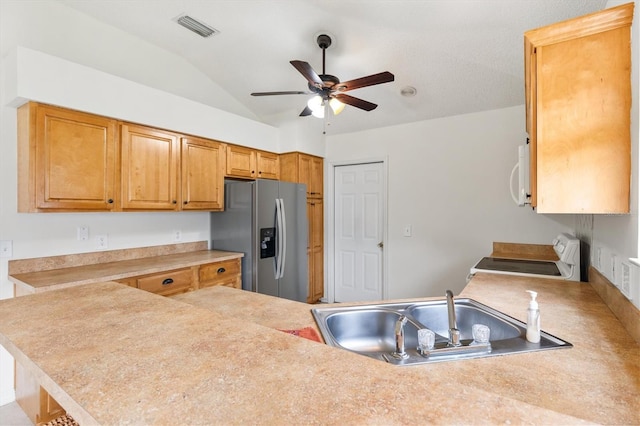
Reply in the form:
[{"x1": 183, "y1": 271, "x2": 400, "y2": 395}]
[{"x1": 0, "y1": 274, "x2": 637, "y2": 424}]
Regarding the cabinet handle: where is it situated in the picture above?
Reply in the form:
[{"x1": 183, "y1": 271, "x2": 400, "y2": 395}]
[
  {"x1": 162, "y1": 278, "x2": 174, "y2": 285},
  {"x1": 172, "y1": 200, "x2": 177, "y2": 204},
  {"x1": 107, "y1": 199, "x2": 114, "y2": 204},
  {"x1": 217, "y1": 267, "x2": 226, "y2": 274},
  {"x1": 183, "y1": 201, "x2": 189, "y2": 205}
]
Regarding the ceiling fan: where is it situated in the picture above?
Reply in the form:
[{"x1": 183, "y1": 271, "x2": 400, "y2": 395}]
[{"x1": 251, "y1": 34, "x2": 394, "y2": 118}]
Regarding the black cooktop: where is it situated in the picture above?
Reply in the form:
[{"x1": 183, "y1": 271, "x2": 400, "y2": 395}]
[{"x1": 474, "y1": 257, "x2": 562, "y2": 276}]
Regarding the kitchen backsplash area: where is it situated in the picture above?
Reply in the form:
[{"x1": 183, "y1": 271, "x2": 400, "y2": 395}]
[{"x1": 574, "y1": 214, "x2": 640, "y2": 342}]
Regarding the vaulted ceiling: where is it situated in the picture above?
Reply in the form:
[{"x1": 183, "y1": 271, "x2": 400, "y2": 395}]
[{"x1": 58, "y1": 0, "x2": 608, "y2": 135}]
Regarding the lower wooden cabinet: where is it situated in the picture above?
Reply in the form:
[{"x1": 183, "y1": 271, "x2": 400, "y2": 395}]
[
  {"x1": 198, "y1": 259, "x2": 241, "y2": 289},
  {"x1": 15, "y1": 363, "x2": 65, "y2": 425},
  {"x1": 115, "y1": 258, "x2": 242, "y2": 295},
  {"x1": 136, "y1": 268, "x2": 194, "y2": 296}
]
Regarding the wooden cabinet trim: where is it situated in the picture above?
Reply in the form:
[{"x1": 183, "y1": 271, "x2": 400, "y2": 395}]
[{"x1": 524, "y1": 3, "x2": 633, "y2": 47}]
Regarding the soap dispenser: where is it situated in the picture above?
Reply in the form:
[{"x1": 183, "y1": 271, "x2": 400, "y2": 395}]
[{"x1": 526, "y1": 290, "x2": 540, "y2": 343}]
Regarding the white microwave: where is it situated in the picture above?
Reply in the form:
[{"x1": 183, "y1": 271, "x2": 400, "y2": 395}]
[{"x1": 510, "y1": 144, "x2": 530, "y2": 206}]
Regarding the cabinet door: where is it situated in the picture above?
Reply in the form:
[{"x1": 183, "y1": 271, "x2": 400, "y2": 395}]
[
  {"x1": 181, "y1": 137, "x2": 225, "y2": 210},
  {"x1": 524, "y1": 3, "x2": 632, "y2": 214},
  {"x1": 309, "y1": 156, "x2": 323, "y2": 198},
  {"x1": 18, "y1": 103, "x2": 117, "y2": 212},
  {"x1": 256, "y1": 150, "x2": 279, "y2": 180},
  {"x1": 307, "y1": 199, "x2": 324, "y2": 303},
  {"x1": 226, "y1": 145, "x2": 256, "y2": 179},
  {"x1": 121, "y1": 124, "x2": 180, "y2": 210}
]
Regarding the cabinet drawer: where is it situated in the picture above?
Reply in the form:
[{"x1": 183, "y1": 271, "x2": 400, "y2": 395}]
[
  {"x1": 199, "y1": 259, "x2": 241, "y2": 286},
  {"x1": 137, "y1": 268, "x2": 193, "y2": 296}
]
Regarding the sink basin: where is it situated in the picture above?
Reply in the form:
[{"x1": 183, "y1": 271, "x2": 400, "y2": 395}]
[
  {"x1": 312, "y1": 298, "x2": 572, "y2": 365},
  {"x1": 324, "y1": 308, "x2": 421, "y2": 356},
  {"x1": 405, "y1": 302, "x2": 521, "y2": 341}
]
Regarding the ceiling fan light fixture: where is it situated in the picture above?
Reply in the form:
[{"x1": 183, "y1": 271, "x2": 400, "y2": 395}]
[
  {"x1": 329, "y1": 98, "x2": 345, "y2": 115},
  {"x1": 175, "y1": 15, "x2": 218, "y2": 38},
  {"x1": 307, "y1": 95, "x2": 325, "y2": 118}
]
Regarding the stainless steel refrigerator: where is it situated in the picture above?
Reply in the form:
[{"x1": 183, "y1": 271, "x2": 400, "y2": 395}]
[{"x1": 210, "y1": 179, "x2": 308, "y2": 302}]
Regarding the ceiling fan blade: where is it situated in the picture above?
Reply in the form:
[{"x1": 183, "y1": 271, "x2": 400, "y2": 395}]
[
  {"x1": 299, "y1": 106, "x2": 312, "y2": 117},
  {"x1": 251, "y1": 91, "x2": 313, "y2": 96},
  {"x1": 335, "y1": 71, "x2": 395, "y2": 92},
  {"x1": 290, "y1": 60, "x2": 324, "y2": 88},
  {"x1": 334, "y1": 94, "x2": 378, "y2": 111}
]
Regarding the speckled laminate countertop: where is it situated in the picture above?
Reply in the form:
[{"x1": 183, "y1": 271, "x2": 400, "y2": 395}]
[
  {"x1": 9, "y1": 249, "x2": 242, "y2": 293},
  {"x1": 0, "y1": 274, "x2": 638, "y2": 425}
]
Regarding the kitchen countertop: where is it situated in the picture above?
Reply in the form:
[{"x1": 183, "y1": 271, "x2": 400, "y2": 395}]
[
  {"x1": 0, "y1": 274, "x2": 638, "y2": 425},
  {"x1": 9, "y1": 249, "x2": 242, "y2": 293}
]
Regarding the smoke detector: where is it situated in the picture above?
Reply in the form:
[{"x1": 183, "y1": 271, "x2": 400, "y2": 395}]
[{"x1": 401, "y1": 86, "x2": 417, "y2": 97}]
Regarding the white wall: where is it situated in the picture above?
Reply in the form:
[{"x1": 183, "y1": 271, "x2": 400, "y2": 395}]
[
  {"x1": 326, "y1": 106, "x2": 574, "y2": 300},
  {"x1": 0, "y1": 0, "x2": 287, "y2": 406}
]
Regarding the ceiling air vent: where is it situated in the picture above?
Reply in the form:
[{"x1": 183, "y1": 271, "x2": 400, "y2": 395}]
[{"x1": 175, "y1": 15, "x2": 218, "y2": 38}]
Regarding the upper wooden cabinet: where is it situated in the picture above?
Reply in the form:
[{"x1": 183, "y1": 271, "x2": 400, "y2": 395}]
[
  {"x1": 524, "y1": 3, "x2": 633, "y2": 214},
  {"x1": 18, "y1": 102, "x2": 227, "y2": 212},
  {"x1": 17, "y1": 102, "x2": 118, "y2": 212},
  {"x1": 121, "y1": 125, "x2": 226, "y2": 211},
  {"x1": 256, "y1": 150, "x2": 279, "y2": 180},
  {"x1": 121, "y1": 123, "x2": 180, "y2": 210},
  {"x1": 226, "y1": 145, "x2": 279, "y2": 180},
  {"x1": 280, "y1": 152, "x2": 324, "y2": 199},
  {"x1": 181, "y1": 136, "x2": 225, "y2": 210}
]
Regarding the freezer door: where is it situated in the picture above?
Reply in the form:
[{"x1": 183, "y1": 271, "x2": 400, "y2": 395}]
[
  {"x1": 210, "y1": 181, "x2": 255, "y2": 292},
  {"x1": 255, "y1": 180, "x2": 280, "y2": 297},
  {"x1": 277, "y1": 181, "x2": 309, "y2": 302}
]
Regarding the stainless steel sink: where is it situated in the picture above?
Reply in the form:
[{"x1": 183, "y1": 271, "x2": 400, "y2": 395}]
[{"x1": 311, "y1": 298, "x2": 572, "y2": 365}]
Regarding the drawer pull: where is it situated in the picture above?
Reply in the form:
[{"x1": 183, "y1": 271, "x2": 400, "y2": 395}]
[
  {"x1": 162, "y1": 278, "x2": 174, "y2": 285},
  {"x1": 217, "y1": 267, "x2": 226, "y2": 274}
]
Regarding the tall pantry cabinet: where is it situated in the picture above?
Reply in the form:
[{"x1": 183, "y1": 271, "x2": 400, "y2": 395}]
[
  {"x1": 524, "y1": 3, "x2": 633, "y2": 213},
  {"x1": 280, "y1": 152, "x2": 324, "y2": 303}
]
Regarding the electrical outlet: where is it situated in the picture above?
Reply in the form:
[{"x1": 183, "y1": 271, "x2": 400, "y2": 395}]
[
  {"x1": 95, "y1": 235, "x2": 108, "y2": 250},
  {"x1": 620, "y1": 261, "x2": 631, "y2": 299},
  {"x1": 173, "y1": 230, "x2": 182, "y2": 242},
  {"x1": 594, "y1": 247, "x2": 602, "y2": 271},
  {"x1": 403, "y1": 225, "x2": 412, "y2": 237},
  {"x1": 610, "y1": 254, "x2": 617, "y2": 286},
  {"x1": 0, "y1": 240, "x2": 13, "y2": 258},
  {"x1": 77, "y1": 226, "x2": 89, "y2": 241}
]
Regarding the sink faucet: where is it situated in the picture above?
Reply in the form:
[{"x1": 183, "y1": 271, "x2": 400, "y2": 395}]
[
  {"x1": 391, "y1": 315, "x2": 409, "y2": 359},
  {"x1": 446, "y1": 290, "x2": 462, "y2": 347}
]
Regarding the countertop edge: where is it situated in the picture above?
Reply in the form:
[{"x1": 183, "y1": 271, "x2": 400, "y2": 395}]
[{"x1": 9, "y1": 250, "x2": 244, "y2": 293}]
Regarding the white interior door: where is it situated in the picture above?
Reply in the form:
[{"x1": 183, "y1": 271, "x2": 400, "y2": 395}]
[{"x1": 334, "y1": 162, "x2": 385, "y2": 302}]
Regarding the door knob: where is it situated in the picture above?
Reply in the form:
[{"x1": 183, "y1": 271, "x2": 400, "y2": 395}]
[{"x1": 378, "y1": 242, "x2": 384, "y2": 248}]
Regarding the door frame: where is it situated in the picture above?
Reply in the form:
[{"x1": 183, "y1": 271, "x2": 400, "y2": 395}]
[{"x1": 325, "y1": 157, "x2": 389, "y2": 303}]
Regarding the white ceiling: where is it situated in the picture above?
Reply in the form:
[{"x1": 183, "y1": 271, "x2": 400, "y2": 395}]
[{"x1": 58, "y1": 0, "x2": 607, "y2": 135}]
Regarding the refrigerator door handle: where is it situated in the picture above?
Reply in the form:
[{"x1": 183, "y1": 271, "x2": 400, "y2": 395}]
[
  {"x1": 279, "y1": 197, "x2": 287, "y2": 279},
  {"x1": 275, "y1": 198, "x2": 284, "y2": 279}
]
